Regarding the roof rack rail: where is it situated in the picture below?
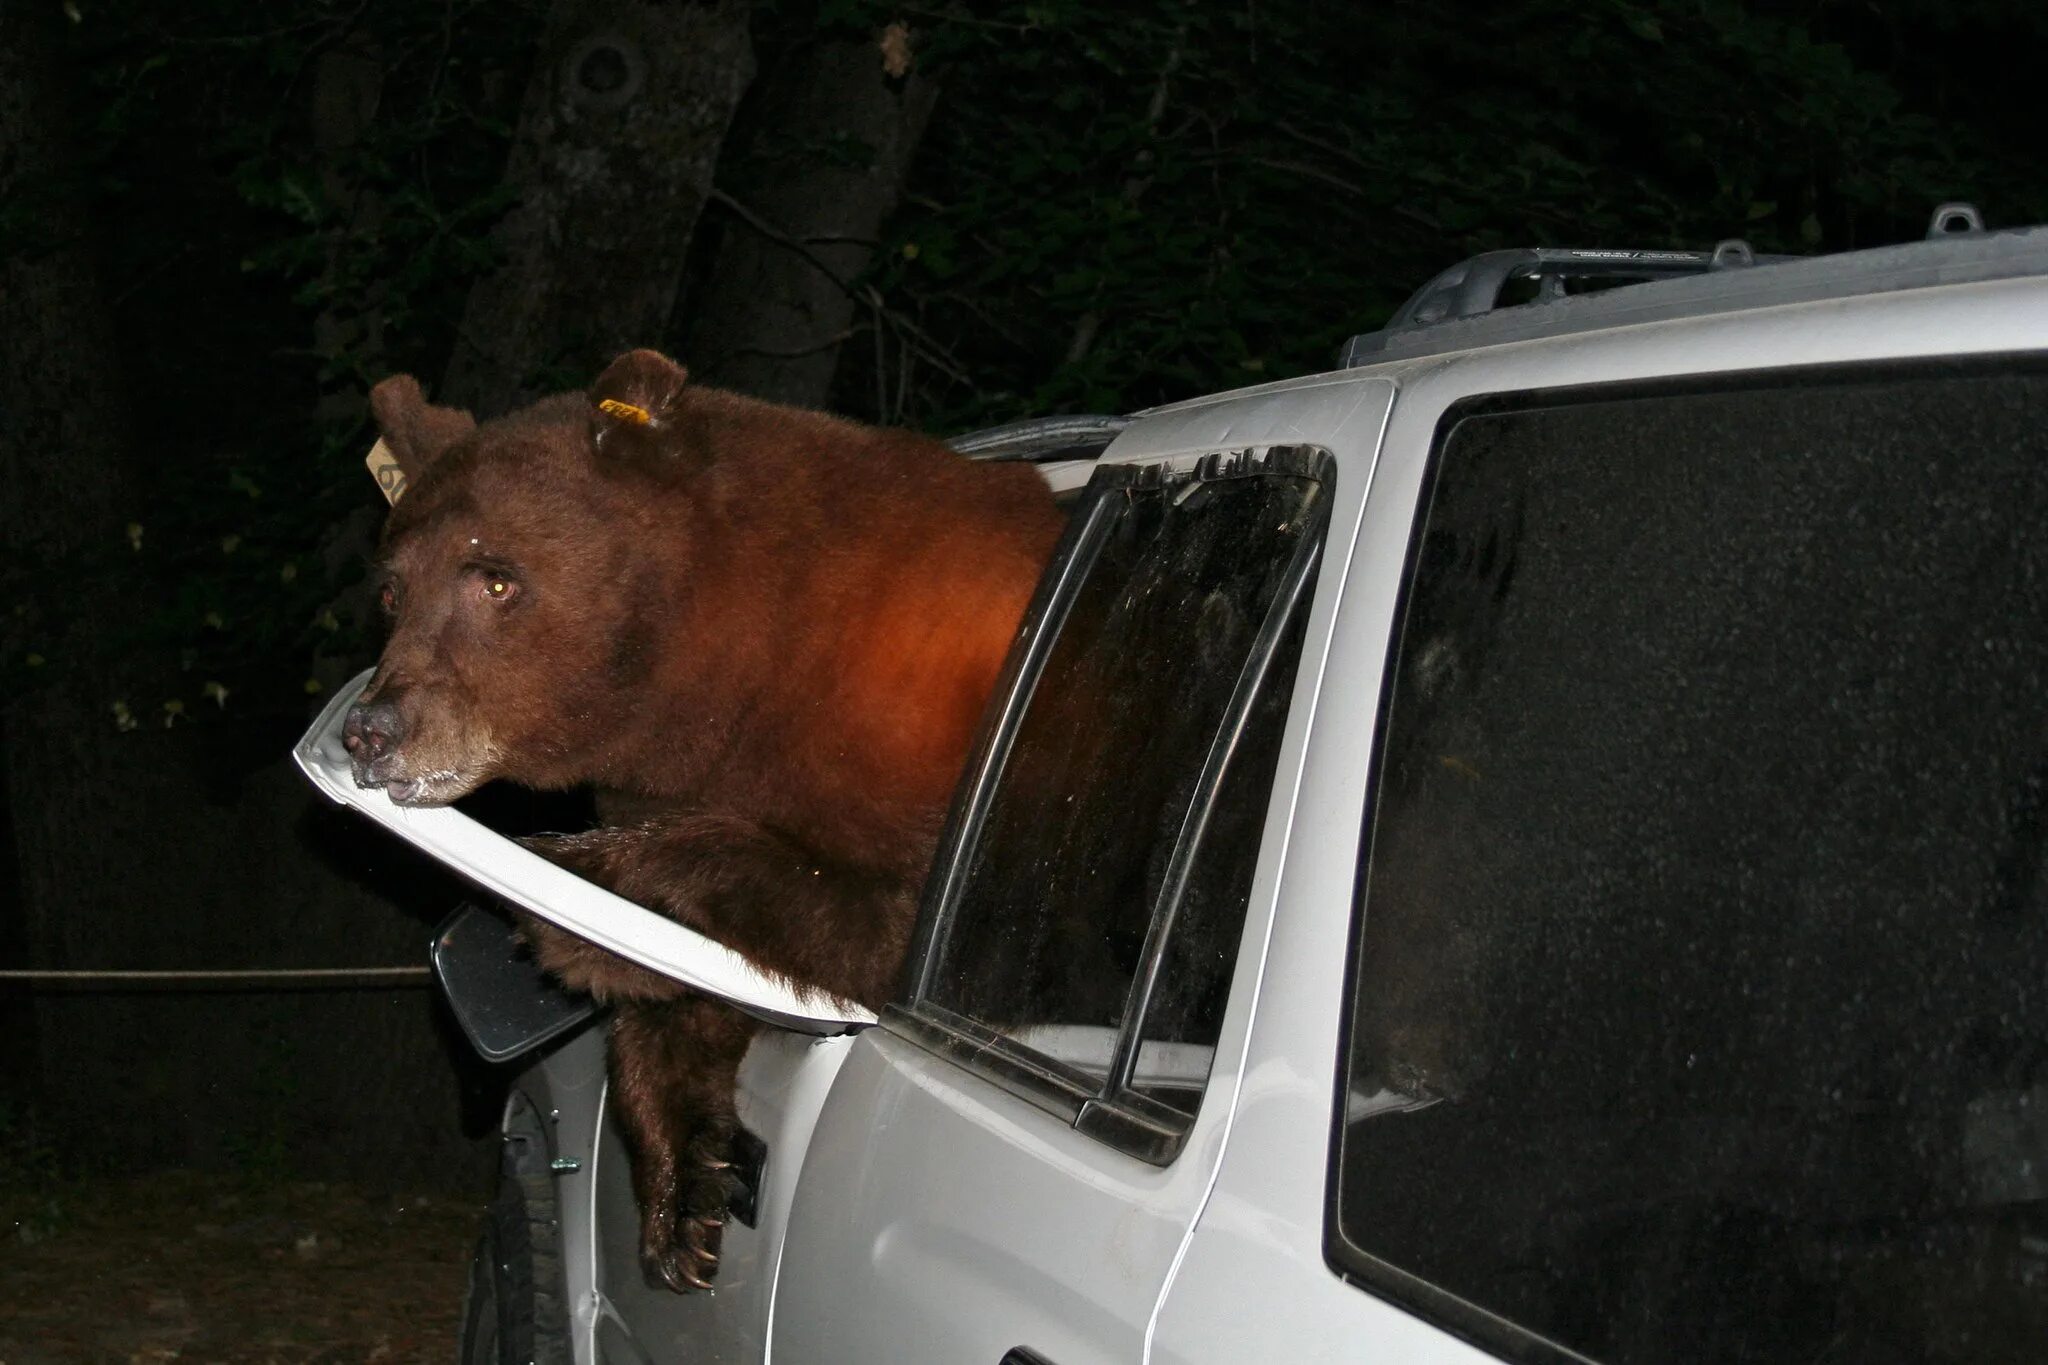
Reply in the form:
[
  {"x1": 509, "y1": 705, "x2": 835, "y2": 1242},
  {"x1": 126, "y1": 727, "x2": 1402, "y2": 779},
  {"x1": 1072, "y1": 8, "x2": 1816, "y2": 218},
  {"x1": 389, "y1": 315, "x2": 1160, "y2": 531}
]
[
  {"x1": 1342, "y1": 239, "x2": 1796, "y2": 364},
  {"x1": 1927, "y1": 201, "x2": 1985, "y2": 239},
  {"x1": 947, "y1": 413, "x2": 1131, "y2": 462}
]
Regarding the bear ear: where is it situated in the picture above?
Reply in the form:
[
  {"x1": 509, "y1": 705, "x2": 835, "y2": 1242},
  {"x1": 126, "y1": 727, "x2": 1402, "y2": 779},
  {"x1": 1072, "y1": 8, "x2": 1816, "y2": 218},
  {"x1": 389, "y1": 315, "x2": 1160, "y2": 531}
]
[
  {"x1": 588, "y1": 349, "x2": 690, "y2": 451},
  {"x1": 368, "y1": 375, "x2": 476, "y2": 483}
]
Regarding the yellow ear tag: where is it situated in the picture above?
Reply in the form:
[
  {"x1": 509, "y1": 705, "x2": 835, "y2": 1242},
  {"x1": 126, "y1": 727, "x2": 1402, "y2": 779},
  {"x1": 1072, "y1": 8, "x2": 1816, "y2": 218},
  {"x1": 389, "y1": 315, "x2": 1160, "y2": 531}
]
[
  {"x1": 598, "y1": 398, "x2": 653, "y2": 426},
  {"x1": 365, "y1": 438, "x2": 407, "y2": 506}
]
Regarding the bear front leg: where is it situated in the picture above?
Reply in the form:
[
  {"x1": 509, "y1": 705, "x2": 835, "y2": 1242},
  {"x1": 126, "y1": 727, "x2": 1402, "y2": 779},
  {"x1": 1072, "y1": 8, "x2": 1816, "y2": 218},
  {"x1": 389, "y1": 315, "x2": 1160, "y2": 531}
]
[
  {"x1": 524, "y1": 816, "x2": 916, "y2": 1295},
  {"x1": 609, "y1": 995, "x2": 763, "y2": 1292},
  {"x1": 525, "y1": 816, "x2": 918, "y2": 1009},
  {"x1": 510, "y1": 903, "x2": 704, "y2": 1005}
]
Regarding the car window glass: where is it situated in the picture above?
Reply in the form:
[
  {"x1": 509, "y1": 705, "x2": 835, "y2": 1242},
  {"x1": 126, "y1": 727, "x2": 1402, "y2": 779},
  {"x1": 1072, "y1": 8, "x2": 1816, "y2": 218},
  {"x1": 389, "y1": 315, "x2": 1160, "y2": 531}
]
[
  {"x1": 906, "y1": 449, "x2": 1326, "y2": 1157},
  {"x1": 1123, "y1": 598, "x2": 1309, "y2": 1119},
  {"x1": 1333, "y1": 365, "x2": 2048, "y2": 1364}
]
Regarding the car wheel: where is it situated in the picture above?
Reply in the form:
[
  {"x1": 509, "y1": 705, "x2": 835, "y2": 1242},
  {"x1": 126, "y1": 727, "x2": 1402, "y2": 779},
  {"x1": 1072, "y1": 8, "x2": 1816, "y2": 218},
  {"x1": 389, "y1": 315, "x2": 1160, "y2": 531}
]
[
  {"x1": 458, "y1": 1096, "x2": 572, "y2": 1365},
  {"x1": 459, "y1": 1228, "x2": 500, "y2": 1365}
]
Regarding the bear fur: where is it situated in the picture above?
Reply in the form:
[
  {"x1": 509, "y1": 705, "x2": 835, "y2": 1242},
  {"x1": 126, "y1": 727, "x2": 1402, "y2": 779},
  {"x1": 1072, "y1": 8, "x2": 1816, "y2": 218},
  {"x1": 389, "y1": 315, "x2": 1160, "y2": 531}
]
[{"x1": 347, "y1": 349, "x2": 1063, "y2": 1291}]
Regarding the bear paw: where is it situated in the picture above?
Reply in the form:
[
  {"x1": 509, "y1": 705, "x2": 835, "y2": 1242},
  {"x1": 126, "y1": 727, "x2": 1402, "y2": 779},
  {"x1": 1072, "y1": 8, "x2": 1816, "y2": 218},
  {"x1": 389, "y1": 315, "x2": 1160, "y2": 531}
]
[
  {"x1": 642, "y1": 1123, "x2": 746, "y2": 1294},
  {"x1": 644, "y1": 1215, "x2": 724, "y2": 1294}
]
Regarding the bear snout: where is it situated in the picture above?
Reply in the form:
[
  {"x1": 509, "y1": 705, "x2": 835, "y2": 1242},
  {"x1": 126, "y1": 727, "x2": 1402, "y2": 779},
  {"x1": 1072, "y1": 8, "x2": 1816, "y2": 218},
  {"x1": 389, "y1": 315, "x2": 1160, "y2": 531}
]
[{"x1": 342, "y1": 699, "x2": 407, "y2": 775}]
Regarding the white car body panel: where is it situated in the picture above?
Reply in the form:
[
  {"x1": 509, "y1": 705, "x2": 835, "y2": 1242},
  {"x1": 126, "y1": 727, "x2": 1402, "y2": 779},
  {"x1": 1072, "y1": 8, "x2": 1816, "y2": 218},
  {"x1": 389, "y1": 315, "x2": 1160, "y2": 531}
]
[
  {"x1": 768, "y1": 379, "x2": 1398, "y2": 1365},
  {"x1": 1147, "y1": 270, "x2": 2048, "y2": 1363},
  {"x1": 592, "y1": 1032, "x2": 857, "y2": 1365}
]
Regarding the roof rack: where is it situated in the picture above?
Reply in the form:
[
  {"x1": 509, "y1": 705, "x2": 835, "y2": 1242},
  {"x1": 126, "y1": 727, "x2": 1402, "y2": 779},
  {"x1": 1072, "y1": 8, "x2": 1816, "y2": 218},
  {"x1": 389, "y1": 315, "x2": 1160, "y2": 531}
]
[
  {"x1": 1342, "y1": 239, "x2": 1797, "y2": 363},
  {"x1": 1926, "y1": 202, "x2": 1985, "y2": 239},
  {"x1": 1340, "y1": 203, "x2": 1996, "y2": 368},
  {"x1": 947, "y1": 413, "x2": 1130, "y2": 462}
]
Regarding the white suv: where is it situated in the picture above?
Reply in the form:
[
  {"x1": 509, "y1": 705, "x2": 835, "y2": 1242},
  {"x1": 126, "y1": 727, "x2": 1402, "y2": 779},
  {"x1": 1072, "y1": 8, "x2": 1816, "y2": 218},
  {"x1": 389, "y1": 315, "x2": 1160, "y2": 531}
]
[{"x1": 301, "y1": 209, "x2": 2048, "y2": 1365}]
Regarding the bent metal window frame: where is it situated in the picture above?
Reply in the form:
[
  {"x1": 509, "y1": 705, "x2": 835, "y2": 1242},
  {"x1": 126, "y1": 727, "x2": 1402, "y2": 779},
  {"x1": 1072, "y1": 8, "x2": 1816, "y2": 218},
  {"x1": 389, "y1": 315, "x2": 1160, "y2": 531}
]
[{"x1": 884, "y1": 445, "x2": 1333, "y2": 1165}]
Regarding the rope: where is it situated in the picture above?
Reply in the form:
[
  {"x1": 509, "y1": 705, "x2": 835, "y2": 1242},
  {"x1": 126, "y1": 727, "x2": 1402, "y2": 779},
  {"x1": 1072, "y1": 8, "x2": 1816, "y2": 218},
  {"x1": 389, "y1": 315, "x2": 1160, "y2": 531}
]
[{"x1": 0, "y1": 966, "x2": 433, "y2": 991}]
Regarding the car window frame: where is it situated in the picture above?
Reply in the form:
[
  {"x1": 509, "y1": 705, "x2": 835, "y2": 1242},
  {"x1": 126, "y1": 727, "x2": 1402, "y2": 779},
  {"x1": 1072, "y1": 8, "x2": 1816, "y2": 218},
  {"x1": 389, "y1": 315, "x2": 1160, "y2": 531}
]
[{"x1": 885, "y1": 445, "x2": 1336, "y2": 1164}]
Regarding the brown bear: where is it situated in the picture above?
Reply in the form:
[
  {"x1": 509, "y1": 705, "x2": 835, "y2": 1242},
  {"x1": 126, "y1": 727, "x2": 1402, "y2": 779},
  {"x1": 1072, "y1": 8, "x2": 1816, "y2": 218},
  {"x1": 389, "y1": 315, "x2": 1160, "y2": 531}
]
[{"x1": 344, "y1": 348, "x2": 1063, "y2": 1291}]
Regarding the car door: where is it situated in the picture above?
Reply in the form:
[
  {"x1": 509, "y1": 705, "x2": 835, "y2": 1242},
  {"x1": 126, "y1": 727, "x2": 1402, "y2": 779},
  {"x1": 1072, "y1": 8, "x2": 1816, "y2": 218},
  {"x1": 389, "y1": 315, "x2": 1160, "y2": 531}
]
[
  {"x1": 769, "y1": 381, "x2": 1394, "y2": 1365},
  {"x1": 1153, "y1": 283, "x2": 2048, "y2": 1364}
]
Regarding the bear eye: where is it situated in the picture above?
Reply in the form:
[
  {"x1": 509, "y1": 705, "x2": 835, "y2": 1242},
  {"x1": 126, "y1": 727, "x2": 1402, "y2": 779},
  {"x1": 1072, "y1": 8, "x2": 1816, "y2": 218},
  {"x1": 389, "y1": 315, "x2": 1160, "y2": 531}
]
[
  {"x1": 483, "y1": 577, "x2": 519, "y2": 603},
  {"x1": 378, "y1": 582, "x2": 397, "y2": 614}
]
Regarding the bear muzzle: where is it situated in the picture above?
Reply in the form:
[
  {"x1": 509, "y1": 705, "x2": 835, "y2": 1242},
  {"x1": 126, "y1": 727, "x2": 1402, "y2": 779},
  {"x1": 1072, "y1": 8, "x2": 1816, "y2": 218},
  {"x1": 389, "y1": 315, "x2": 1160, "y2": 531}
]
[
  {"x1": 342, "y1": 697, "x2": 489, "y2": 805},
  {"x1": 343, "y1": 699, "x2": 418, "y2": 796},
  {"x1": 342, "y1": 698, "x2": 405, "y2": 763}
]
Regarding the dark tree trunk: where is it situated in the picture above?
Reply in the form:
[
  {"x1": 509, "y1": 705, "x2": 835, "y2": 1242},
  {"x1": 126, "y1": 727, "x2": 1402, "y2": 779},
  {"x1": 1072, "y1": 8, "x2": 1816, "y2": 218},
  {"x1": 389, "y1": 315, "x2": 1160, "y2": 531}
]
[
  {"x1": 441, "y1": 0, "x2": 755, "y2": 415},
  {"x1": 0, "y1": 7, "x2": 130, "y2": 561},
  {"x1": 685, "y1": 29, "x2": 936, "y2": 411},
  {"x1": 309, "y1": 35, "x2": 389, "y2": 426},
  {"x1": 0, "y1": 15, "x2": 490, "y2": 1181},
  {"x1": 0, "y1": 1, "x2": 142, "y2": 1089},
  {"x1": 305, "y1": 35, "x2": 397, "y2": 651}
]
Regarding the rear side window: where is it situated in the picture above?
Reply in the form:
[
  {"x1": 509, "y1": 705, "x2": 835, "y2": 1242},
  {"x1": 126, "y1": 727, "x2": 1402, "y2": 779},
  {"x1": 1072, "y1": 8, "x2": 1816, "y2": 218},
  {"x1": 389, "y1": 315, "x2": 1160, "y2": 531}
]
[
  {"x1": 896, "y1": 447, "x2": 1328, "y2": 1162},
  {"x1": 1332, "y1": 364, "x2": 2048, "y2": 1364}
]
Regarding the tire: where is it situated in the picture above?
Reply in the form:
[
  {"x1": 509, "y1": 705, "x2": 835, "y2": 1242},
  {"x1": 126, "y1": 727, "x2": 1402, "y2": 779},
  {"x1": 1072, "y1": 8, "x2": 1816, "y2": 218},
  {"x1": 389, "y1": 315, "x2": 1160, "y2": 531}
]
[
  {"x1": 458, "y1": 1227, "x2": 500, "y2": 1365},
  {"x1": 458, "y1": 1096, "x2": 572, "y2": 1365}
]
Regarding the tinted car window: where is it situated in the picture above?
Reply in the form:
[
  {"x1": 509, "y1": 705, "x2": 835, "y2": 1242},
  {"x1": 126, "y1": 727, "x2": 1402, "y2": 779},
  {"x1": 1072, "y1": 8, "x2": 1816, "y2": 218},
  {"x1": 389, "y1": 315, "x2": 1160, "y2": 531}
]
[
  {"x1": 1333, "y1": 366, "x2": 2048, "y2": 1364},
  {"x1": 903, "y1": 449, "x2": 1326, "y2": 1158}
]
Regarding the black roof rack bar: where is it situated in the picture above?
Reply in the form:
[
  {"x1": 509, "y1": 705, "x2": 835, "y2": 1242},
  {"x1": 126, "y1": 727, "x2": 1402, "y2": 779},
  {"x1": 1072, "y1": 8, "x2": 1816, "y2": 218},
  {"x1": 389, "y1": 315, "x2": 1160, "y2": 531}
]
[{"x1": 1343, "y1": 241, "x2": 1797, "y2": 363}]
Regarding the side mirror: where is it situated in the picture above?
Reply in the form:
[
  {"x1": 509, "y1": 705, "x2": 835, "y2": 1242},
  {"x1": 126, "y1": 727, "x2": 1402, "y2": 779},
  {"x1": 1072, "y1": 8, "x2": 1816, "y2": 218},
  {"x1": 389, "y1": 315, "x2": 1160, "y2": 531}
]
[{"x1": 432, "y1": 902, "x2": 600, "y2": 1063}]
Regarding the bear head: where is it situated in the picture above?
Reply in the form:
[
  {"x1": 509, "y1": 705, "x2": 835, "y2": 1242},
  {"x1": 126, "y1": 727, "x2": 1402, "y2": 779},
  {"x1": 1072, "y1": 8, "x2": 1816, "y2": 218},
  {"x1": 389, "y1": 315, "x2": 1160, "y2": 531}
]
[{"x1": 343, "y1": 349, "x2": 697, "y2": 805}]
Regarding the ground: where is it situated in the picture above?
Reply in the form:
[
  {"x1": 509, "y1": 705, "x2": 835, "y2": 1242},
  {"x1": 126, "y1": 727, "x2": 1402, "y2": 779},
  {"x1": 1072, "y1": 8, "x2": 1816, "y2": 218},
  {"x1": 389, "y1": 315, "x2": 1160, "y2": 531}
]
[{"x1": 0, "y1": 1170, "x2": 480, "y2": 1364}]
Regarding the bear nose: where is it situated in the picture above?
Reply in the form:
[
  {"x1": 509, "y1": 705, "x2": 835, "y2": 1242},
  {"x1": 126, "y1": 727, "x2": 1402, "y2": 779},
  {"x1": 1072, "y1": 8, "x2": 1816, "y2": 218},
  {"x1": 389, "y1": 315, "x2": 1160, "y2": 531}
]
[{"x1": 342, "y1": 700, "x2": 406, "y2": 763}]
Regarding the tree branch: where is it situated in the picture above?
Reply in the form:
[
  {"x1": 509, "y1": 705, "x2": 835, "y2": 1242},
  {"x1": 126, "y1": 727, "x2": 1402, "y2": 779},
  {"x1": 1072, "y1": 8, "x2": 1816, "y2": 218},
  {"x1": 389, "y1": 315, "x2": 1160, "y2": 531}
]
[{"x1": 707, "y1": 187, "x2": 975, "y2": 389}]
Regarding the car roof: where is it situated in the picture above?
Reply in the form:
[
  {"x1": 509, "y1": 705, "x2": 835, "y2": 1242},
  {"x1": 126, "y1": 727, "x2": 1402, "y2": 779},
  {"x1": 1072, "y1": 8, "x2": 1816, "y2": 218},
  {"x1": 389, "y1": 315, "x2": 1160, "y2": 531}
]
[
  {"x1": 1122, "y1": 221, "x2": 2048, "y2": 428},
  {"x1": 1337, "y1": 221, "x2": 2048, "y2": 369},
  {"x1": 961, "y1": 219, "x2": 2048, "y2": 456}
]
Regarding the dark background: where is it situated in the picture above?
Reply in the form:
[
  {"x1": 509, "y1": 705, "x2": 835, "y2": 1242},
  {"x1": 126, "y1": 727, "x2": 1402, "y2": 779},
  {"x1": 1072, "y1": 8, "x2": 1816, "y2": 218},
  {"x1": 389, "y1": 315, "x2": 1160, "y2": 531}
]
[{"x1": 3, "y1": 0, "x2": 2045, "y2": 1190}]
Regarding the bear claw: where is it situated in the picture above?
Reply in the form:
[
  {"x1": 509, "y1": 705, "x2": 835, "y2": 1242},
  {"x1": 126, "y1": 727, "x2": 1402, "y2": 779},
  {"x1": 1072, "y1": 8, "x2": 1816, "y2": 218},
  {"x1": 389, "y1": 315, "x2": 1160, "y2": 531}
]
[
  {"x1": 643, "y1": 1206, "x2": 728, "y2": 1295},
  {"x1": 646, "y1": 1237, "x2": 718, "y2": 1294},
  {"x1": 662, "y1": 1255, "x2": 717, "y2": 1295}
]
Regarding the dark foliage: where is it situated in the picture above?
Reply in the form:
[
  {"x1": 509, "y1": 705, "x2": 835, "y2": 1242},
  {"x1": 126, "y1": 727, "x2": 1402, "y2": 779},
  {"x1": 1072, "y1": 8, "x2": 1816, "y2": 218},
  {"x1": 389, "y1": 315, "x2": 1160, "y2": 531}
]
[{"x1": 5, "y1": 0, "x2": 2043, "y2": 719}]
